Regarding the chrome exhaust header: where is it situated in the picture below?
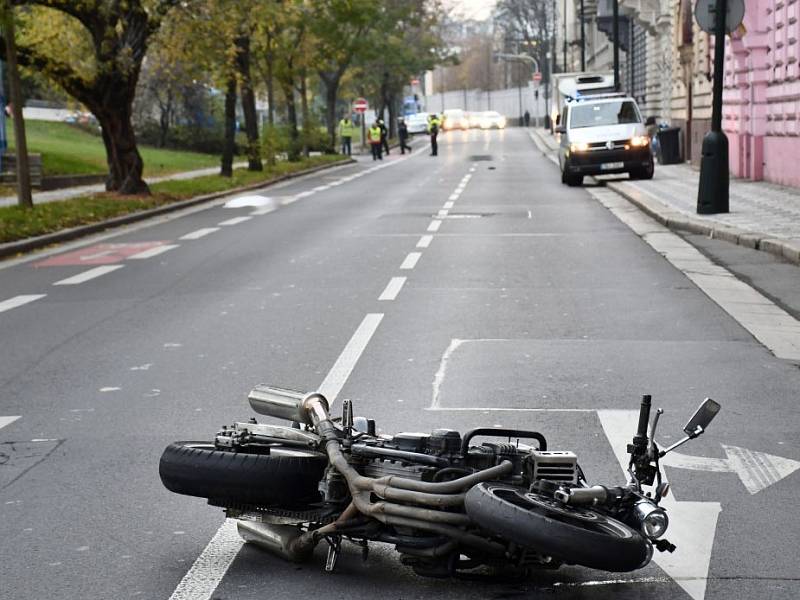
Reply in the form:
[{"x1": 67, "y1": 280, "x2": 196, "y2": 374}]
[{"x1": 247, "y1": 385, "x2": 329, "y2": 426}]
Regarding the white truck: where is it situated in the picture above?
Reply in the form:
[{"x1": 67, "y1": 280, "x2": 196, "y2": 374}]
[{"x1": 550, "y1": 72, "x2": 615, "y2": 131}]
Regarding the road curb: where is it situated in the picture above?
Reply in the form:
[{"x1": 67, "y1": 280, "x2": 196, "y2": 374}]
[
  {"x1": 0, "y1": 158, "x2": 355, "y2": 260},
  {"x1": 605, "y1": 181, "x2": 800, "y2": 266}
]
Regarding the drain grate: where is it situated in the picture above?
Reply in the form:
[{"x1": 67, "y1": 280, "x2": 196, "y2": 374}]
[{"x1": 469, "y1": 155, "x2": 493, "y2": 161}]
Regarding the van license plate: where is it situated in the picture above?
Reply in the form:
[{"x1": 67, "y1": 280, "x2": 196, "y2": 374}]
[{"x1": 601, "y1": 162, "x2": 624, "y2": 170}]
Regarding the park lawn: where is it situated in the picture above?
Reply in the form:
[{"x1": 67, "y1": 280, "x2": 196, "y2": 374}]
[
  {"x1": 6, "y1": 120, "x2": 219, "y2": 177},
  {"x1": 0, "y1": 154, "x2": 347, "y2": 243}
]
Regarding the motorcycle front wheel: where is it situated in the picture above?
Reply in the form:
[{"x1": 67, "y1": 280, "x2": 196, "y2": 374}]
[
  {"x1": 464, "y1": 483, "x2": 651, "y2": 572},
  {"x1": 159, "y1": 442, "x2": 327, "y2": 507}
]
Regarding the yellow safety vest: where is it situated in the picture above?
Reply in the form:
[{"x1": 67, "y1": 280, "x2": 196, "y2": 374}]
[
  {"x1": 338, "y1": 119, "x2": 356, "y2": 137},
  {"x1": 368, "y1": 126, "x2": 382, "y2": 143}
]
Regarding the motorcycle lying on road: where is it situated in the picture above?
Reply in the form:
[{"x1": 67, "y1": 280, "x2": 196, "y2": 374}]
[{"x1": 159, "y1": 386, "x2": 720, "y2": 577}]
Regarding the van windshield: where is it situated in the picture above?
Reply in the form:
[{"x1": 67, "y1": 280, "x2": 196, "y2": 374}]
[{"x1": 570, "y1": 101, "x2": 641, "y2": 129}]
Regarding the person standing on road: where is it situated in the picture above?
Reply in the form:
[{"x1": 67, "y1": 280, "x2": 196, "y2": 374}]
[
  {"x1": 378, "y1": 118, "x2": 390, "y2": 156},
  {"x1": 524, "y1": 110, "x2": 530, "y2": 127},
  {"x1": 427, "y1": 113, "x2": 441, "y2": 156},
  {"x1": 398, "y1": 117, "x2": 412, "y2": 154},
  {"x1": 338, "y1": 114, "x2": 355, "y2": 156},
  {"x1": 368, "y1": 122, "x2": 383, "y2": 161}
]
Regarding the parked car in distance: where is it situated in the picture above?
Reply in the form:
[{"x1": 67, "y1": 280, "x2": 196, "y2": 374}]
[
  {"x1": 406, "y1": 112, "x2": 429, "y2": 135},
  {"x1": 478, "y1": 111, "x2": 507, "y2": 129},
  {"x1": 442, "y1": 109, "x2": 469, "y2": 131},
  {"x1": 466, "y1": 111, "x2": 482, "y2": 128},
  {"x1": 556, "y1": 94, "x2": 654, "y2": 187}
]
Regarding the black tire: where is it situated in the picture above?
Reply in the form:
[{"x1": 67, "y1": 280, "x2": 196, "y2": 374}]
[
  {"x1": 566, "y1": 173, "x2": 584, "y2": 187},
  {"x1": 630, "y1": 160, "x2": 655, "y2": 180},
  {"x1": 159, "y1": 442, "x2": 328, "y2": 506},
  {"x1": 465, "y1": 483, "x2": 651, "y2": 572}
]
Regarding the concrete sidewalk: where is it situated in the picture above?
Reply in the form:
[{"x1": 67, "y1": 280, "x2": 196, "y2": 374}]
[
  {"x1": 530, "y1": 128, "x2": 800, "y2": 265},
  {"x1": 0, "y1": 162, "x2": 247, "y2": 208}
]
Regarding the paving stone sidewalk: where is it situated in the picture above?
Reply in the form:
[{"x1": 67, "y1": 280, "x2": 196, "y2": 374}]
[
  {"x1": 530, "y1": 128, "x2": 800, "y2": 265},
  {"x1": 0, "y1": 162, "x2": 248, "y2": 208}
]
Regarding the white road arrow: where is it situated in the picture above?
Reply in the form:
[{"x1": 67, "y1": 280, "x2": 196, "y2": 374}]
[
  {"x1": 662, "y1": 445, "x2": 800, "y2": 494},
  {"x1": 598, "y1": 410, "x2": 721, "y2": 600}
]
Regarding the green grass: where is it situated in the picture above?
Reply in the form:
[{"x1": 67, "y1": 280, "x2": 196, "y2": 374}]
[
  {"x1": 0, "y1": 154, "x2": 348, "y2": 243},
  {"x1": 6, "y1": 120, "x2": 219, "y2": 177}
]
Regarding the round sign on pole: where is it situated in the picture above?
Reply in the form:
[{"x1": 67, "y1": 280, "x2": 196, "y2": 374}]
[
  {"x1": 695, "y1": 0, "x2": 744, "y2": 34},
  {"x1": 352, "y1": 98, "x2": 368, "y2": 114},
  {"x1": 532, "y1": 72, "x2": 542, "y2": 82}
]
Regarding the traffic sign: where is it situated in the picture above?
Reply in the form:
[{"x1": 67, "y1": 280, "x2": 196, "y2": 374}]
[
  {"x1": 695, "y1": 0, "x2": 744, "y2": 34},
  {"x1": 352, "y1": 98, "x2": 368, "y2": 114},
  {"x1": 532, "y1": 72, "x2": 542, "y2": 82}
]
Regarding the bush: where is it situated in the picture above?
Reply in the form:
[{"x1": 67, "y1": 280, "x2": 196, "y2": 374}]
[{"x1": 135, "y1": 120, "x2": 232, "y2": 155}]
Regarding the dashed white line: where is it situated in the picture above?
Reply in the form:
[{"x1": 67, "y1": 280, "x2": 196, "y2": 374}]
[
  {"x1": 180, "y1": 227, "x2": 219, "y2": 240},
  {"x1": 295, "y1": 191, "x2": 314, "y2": 198},
  {"x1": 437, "y1": 209, "x2": 449, "y2": 219},
  {"x1": 448, "y1": 193, "x2": 460, "y2": 201},
  {"x1": 317, "y1": 312, "x2": 384, "y2": 404},
  {"x1": 53, "y1": 265, "x2": 124, "y2": 286},
  {"x1": 443, "y1": 201, "x2": 454, "y2": 209},
  {"x1": 250, "y1": 206, "x2": 276, "y2": 216},
  {"x1": 400, "y1": 252, "x2": 422, "y2": 270},
  {"x1": 427, "y1": 220, "x2": 442, "y2": 232},
  {"x1": 417, "y1": 235, "x2": 433, "y2": 248},
  {"x1": 128, "y1": 244, "x2": 180, "y2": 260},
  {"x1": 0, "y1": 416, "x2": 21, "y2": 430},
  {"x1": 379, "y1": 277, "x2": 407, "y2": 301},
  {"x1": 0, "y1": 294, "x2": 46, "y2": 314},
  {"x1": 218, "y1": 216, "x2": 252, "y2": 226},
  {"x1": 527, "y1": 210, "x2": 532, "y2": 219}
]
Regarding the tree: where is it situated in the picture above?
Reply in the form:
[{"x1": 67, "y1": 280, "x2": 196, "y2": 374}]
[{"x1": 5, "y1": 1, "x2": 178, "y2": 194}]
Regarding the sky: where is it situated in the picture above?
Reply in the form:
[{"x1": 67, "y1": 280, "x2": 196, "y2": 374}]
[{"x1": 444, "y1": 0, "x2": 497, "y2": 21}]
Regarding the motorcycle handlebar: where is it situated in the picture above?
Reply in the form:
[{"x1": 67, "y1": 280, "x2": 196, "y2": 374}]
[{"x1": 635, "y1": 395, "x2": 652, "y2": 442}]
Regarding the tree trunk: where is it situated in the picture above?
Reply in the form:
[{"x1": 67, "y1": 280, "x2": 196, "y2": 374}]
[
  {"x1": 281, "y1": 79, "x2": 299, "y2": 162},
  {"x1": 221, "y1": 76, "x2": 237, "y2": 177},
  {"x1": 158, "y1": 89, "x2": 173, "y2": 148},
  {"x1": 320, "y1": 72, "x2": 341, "y2": 151},
  {"x1": 235, "y1": 34, "x2": 262, "y2": 171},
  {"x1": 266, "y1": 33, "x2": 275, "y2": 127},
  {"x1": 299, "y1": 71, "x2": 309, "y2": 157},
  {"x1": 387, "y1": 93, "x2": 396, "y2": 139},
  {"x1": 2, "y1": 10, "x2": 32, "y2": 207},
  {"x1": 94, "y1": 102, "x2": 149, "y2": 195}
]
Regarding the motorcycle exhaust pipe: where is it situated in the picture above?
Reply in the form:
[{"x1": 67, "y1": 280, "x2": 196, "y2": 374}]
[
  {"x1": 248, "y1": 385, "x2": 329, "y2": 426},
  {"x1": 236, "y1": 521, "x2": 317, "y2": 562}
]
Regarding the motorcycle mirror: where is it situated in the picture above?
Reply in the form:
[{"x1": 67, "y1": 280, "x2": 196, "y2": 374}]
[{"x1": 682, "y1": 398, "x2": 720, "y2": 435}]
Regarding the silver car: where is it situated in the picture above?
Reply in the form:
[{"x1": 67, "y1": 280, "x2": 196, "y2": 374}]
[
  {"x1": 556, "y1": 95, "x2": 654, "y2": 187},
  {"x1": 405, "y1": 113, "x2": 429, "y2": 135}
]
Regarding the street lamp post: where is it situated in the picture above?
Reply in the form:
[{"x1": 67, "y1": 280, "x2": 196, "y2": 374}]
[
  {"x1": 612, "y1": 0, "x2": 620, "y2": 91},
  {"x1": 696, "y1": 0, "x2": 730, "y2": 214},
  {"x1": 580, "y1": 0, "x2": 586, "y2": 71}
]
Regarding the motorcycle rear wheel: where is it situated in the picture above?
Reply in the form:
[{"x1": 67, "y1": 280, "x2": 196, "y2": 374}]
[
  {"x1": 464, "y1": 483, "x2": 651, "y2": 572},
  {"x1": 159, "y1": 442, "x2": 327, "y2": 506}
]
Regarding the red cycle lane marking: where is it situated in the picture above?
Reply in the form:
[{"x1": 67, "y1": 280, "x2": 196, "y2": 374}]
[{"x1": 34, "y1": 242, "x2": 168, "y2": 267}]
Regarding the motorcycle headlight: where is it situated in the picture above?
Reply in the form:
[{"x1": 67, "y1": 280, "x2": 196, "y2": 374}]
[
  {"x1": 634, "y1": 500, "x2": 669, "y2": 540},
  {"x1": 630, "y1": 135, "x2": 650, "y2": 147}
]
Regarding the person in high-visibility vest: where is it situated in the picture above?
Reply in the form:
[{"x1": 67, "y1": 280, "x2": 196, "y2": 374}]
[
  {"x1": 427, "y1": 114, "x2": 441, "y2": 156},
  {"x1": 338, "y1": 115, "x2": 356, "y2": 156},
  {"x1": 367, "y1": 122, "x2": 383, "y2": 161}
]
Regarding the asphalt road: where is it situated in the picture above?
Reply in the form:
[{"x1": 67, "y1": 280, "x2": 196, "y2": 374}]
[{"x1": 1, "y1": 129, "x2": 798, "y2": 600}]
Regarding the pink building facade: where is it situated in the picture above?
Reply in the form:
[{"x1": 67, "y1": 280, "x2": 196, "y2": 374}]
[{"x1": 723, "y1": 0, "x2": 800, "y2": 187}]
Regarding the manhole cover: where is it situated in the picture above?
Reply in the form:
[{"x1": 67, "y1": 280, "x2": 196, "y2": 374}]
[{"x1": 469, "y1": 155, "x2": 493, "y2": 161}]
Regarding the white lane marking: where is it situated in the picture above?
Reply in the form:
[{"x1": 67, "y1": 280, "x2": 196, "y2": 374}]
[
  {"x1": 180, "y1": 228, "x2": 219, "y2": 240},
  {"x1": 167, "y1": 519, "x2": 243, "y2": 600},
  {"x1": 295, "y1": 190, "x2": 314, "y2": 198},
  {"x1": 430, "y1": 338, "x2": 467, "y2": 409},
  {"x1": 250, "y1": 206, "x2": 276, "y2": 216},
  {"x1": 99, "y1": 387, "x2": 121, "y2": 392},
  {"x1": 0, "y1": 416, "x2": 20, "y2": 431},
  {"x1": 437, "y1": 209, "x2": 449, "y2": 219},
  {"x1": 590, "y1": 187, "x2": 800, "y2": 360},
  {"x1": 527, "y1": 210, "x2": 532, "y2": 219},
  {"x1": 53, "y1": 265, "x2": 124, "y2": 286},
  {"x1": 127, "y1": 244, "x2": 179, "y2": 260},
  {"x1": 443, "y1": 201, "x2": 454, "y2": 209},
  {"x1": 598, "y1": 410, "x2": 720, "y2": 600},
  {"x1": 312, "y1": 185, "x2": 329, "y2": 192},
  {"x1": 661, "y1": 445, "x2": 800, "y2": 495},
  {"x1": 449, "y1": 193, "x2": 460, "y2": 201},
  {"x1": 0, "y1": 294, "x2": 46, "y2": 314},
  {"x1": 317, "y1": 313, "x2": 384, "y2": 404},
  {"x1": 378, "y1": 277, "x2": 406, "y2": 301},
  {"x1": 399, "y1": 252, "x2": 421, "y2": 270},
  {"x1": 217, "y1": 216, "x2": 252, "y2": 226},
  {"x1": 417, "y1": 235, "x2": 433, "y2": 248},
  {"x1": 427, "y1": 220, "x2": 442, "y2": 232},
  {"x1": 425, "y1": 407, "x2": 595, "y2": 412},
  {"x1": 79, "y1": 249, "x2": 115, "y2": 261},
  {"x1": 224, "y1": 195, "x2": 271, "y2": 208}
]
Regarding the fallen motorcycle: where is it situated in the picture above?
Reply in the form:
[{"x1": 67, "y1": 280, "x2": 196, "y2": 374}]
[{"x1": 159, "y1": 386, "x2": 720, "y2": 577}]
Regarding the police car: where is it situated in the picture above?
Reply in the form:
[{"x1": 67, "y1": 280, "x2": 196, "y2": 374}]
[{"x1": 556, "y1": 94, "x2": 654, "y2": 187}]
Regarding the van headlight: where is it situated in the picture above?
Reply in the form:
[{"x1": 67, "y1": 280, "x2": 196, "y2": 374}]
[
  {"x1": 633, "y1": 500, "x2": 669, "y2": 540},
  {"x1": 569, "y1": 142, "x2": 590, "y2": 153},
  {"x1": 630, "y1": 135, "x2": 650, "y2": 147}
]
